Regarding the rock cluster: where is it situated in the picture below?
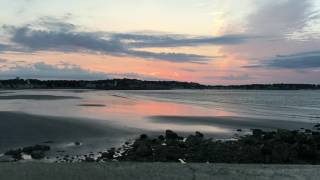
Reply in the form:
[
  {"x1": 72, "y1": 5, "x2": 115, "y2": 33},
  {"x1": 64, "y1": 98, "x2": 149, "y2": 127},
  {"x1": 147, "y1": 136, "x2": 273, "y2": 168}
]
[
  {"x1": 4, "y1": 145, "x2": 50, "y2": 161},
  {"x1": 107, "y1": 127, "x2": 320, "y2": 164},
  {"x1": 4, "y1": 125, "x2": 320, "y2": 164}
]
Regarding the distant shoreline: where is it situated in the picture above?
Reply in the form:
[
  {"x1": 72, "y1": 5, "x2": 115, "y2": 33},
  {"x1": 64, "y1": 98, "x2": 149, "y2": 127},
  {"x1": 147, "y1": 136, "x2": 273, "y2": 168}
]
[{"x1": 0, "y1": 78, "x2": 320, "y2": 90}]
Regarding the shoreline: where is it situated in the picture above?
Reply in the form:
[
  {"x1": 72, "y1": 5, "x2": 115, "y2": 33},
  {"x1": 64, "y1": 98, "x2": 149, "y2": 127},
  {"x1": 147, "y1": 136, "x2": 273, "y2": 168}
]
[{"x1": 3, "y1": 127, "x2": 320, "y2": 164}]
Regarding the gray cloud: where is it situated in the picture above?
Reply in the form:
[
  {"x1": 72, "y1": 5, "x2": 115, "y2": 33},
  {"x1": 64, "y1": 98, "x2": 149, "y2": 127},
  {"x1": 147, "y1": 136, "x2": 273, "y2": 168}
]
[
  {"x1": 225, "y1": 0, "x2": 320, "y2": 73},
  {"x1": 204, "y1": 74, "x2": 251, "y2": 81},
  {"x1": 37, "y1": 16, "x2": 77, "y2": 32},
  {"x1": 112, "y1": 33, "x2": 253, "y2": 48},
  {"x1": 0, "y1": 62, "x2": 109, "y2": 80},
  {"x1": 180, "y1": 68, "x2": 198, "y2": 72},
  {"x1": 0, "y1": 44, "x2": 10, "y2": 51},
  {"x1": 0, "y1": 62, "x2": 162, "y2": 80},
  {"x1": 127, "y1": 50, "x2": 213, "y2": 63},
  {"x1": 244, "y1": 50, "x2": 320, "y2": 69},
  {"x1": 0, "y1": 18, "x2": 255, "y2": 63},
  {"x1": 219, "y1": 74, "x2": 251, "y2": 81},
  {"x1": 9, "y1": 26, "x2": 126, "y2": 54},
  {"x1": 4, "y1": 25, "x2": 211, "y2": 63},
  {"x1": 248, "y1": 0, "x2": 317, "y2": 37}
]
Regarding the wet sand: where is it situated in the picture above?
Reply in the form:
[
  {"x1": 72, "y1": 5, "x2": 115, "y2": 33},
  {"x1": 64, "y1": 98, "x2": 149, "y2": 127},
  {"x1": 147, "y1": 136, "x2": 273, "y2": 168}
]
[
  {"x1": 0, "y1": 111, "x2": 136, "y2": 153},
  {"x1": 150, "y1": 116, "x2": 315, "y2": 130}
]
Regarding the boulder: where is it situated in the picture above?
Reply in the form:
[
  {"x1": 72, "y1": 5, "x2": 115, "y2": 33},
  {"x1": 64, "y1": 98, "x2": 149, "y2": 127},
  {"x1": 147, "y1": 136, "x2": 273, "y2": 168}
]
[
  {"x1": 31, "y1": 150, "x2": 46, "y2": 160},
  {"x1": 165, "y1": 130, "x2": 179, "y2": 140},
  {"x1": 22, "y1": 145, "x2": 50, "y2": 154},
  {"x1": 4, "y1": 149, "x2": 22, "y2": 160},
  {"x1": 136, "y1": 143, "x2": 153, "y2": 157},
  {"x1": 139, "y1": 134, "x2": 148, "y2": 140},
  {"x1": 252, "y1": 129, "x2": 264, "y2": 137}
]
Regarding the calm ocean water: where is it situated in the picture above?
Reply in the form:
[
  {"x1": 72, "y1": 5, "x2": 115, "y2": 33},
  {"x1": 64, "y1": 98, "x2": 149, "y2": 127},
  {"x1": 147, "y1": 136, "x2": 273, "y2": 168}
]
[
  {"x1": 1, "y1": 89, "x2": 320, "y2": 129},
  {"x1": 123, "y1": 90, "x2": 320, "y2": 122},
  {"x1": 1, "y1": 89, "x2": 320, "y2": 153}
]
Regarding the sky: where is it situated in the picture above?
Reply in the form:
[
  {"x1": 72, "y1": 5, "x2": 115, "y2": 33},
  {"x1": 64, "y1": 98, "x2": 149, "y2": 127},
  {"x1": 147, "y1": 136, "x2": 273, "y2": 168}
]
[{"x1": 0, "y1": 0, "x2": 320, "y2": 84}]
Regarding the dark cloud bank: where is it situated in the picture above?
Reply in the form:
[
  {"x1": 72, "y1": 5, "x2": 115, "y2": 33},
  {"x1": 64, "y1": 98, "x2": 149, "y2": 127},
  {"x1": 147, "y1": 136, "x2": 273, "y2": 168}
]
[{"x1": 245, "y1": 51, "x2": 320, "y2": 70}]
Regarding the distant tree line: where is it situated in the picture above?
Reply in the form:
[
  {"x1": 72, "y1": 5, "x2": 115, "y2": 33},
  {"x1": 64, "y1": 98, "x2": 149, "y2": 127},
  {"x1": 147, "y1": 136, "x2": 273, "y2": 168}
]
[
  {"x1": 211, "y1": 84, "x2": 320, "y2": 90},
  {"x1": 0, "y1": 78, "x2": 319, "y2": 90},
  {"x1": 0, "y1": 78, "x2": 207, "y2": 90}
]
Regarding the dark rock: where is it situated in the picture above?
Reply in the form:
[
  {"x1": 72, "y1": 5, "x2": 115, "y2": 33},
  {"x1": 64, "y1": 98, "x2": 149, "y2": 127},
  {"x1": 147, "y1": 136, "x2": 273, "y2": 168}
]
[
  {"x1": 165, "y1": 130, "x2": 179, "y2": 140},
  {"x1": 305, "y1": 129, "x2": 312, "y2": 133},
  {"x1": 261, "y1": 144, "x2": 272, "y2": 155},
  {"x1": 84, "y1": 157, "x2": 95, "y2": 162},
  {"x1": 186, "y1": 134, "x2": 204, "y2": 146},
  {"x1": 4, "y1": 149, "x2": 22, "y2": 160},
  {"x1": 312, "y1": 131, "x2": 320, "y2": 135},
  {"x1": 252, "y1": 129, "x2": 264, "y2": 137},
  {"x1": 31, "y1": 150, "x2": 46, "y2": 160},
  {"x1": 195, "y1": 131, "x2": 204, "y2": 138},
  {"x1": 94, "y1": 129, "x2": 320, "y2": 164},
  {"x1": 140, "y1": 134, "x2": 148, "y2": 140},
  {"x1": 100, "y1": 148, "x2": 115, "y2": 160},
  {"x1": 135, "y1": 143, "x2": 153, "y2": 157},
  {"x1": 164, "y1": 146, "x2": 184, "y2": 161},
  {"x1": 22, "y1": 145, "x2": 50, "y2": 154},
  {"x1": 158, "y1": 135, "x2": 165, "y2": 141}
]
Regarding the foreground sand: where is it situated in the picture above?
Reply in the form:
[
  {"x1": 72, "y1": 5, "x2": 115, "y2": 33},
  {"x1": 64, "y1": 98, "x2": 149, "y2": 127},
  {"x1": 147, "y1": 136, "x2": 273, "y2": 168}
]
[
  {"x1": 0, "y1": 111, "x2": 136, "y2": 154},
  {"x1": 0, "y1": 163, "x2": 319, "y2": 180}
]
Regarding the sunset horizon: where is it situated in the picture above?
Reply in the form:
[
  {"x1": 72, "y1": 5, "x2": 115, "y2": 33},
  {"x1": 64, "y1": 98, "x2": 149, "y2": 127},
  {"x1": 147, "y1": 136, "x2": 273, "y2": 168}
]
[{"x1": 1, "y1": 0, "x2": 319, "y2": 85}]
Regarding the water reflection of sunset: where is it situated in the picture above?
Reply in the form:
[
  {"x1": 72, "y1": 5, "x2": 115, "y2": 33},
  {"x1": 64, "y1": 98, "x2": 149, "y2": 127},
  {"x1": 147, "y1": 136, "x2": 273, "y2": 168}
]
[
  {"x1": 79, "y1": 94, "x2": 235, "y2": 134},
  {"x1": 85, "y1": 96, "x2": 234, "y2": 118}
]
